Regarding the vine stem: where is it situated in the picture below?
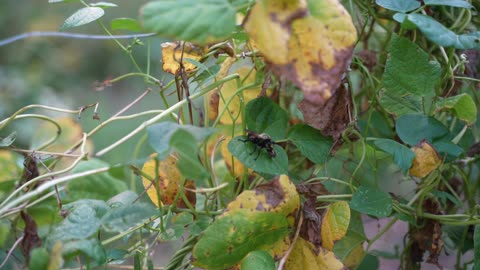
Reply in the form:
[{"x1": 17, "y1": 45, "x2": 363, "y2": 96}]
[
  {"x1": 0, "y1": 31, "x2": 156, "y2": 47},
  {"x1": 96, "y1": 73, "x2": 240, "y2": 157}
]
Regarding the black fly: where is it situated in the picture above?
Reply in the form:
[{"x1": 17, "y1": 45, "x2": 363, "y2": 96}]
[{"x1": 239, "y1": 130, "x2": 277, "y2": 160}]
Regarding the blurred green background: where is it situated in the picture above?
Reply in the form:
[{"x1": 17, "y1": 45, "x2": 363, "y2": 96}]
[{"x1": 0, "y1": 0, "x2": 174, "y2": 166}]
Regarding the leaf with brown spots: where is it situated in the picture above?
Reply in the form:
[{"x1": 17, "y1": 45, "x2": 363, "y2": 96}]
[
  {"x1": 161, "y1": 42, "x2": 203, "y2": 75},
  {"x1": 223, "y1": 175, "x2": 300, "y2": 226},
  {"x1": 192, "y1": 210, "x2": 290, "y2": 269},
  {"x1": 141, "y1": 154, "x2": 196, "y2": 208},
  {"x1": 244, "y1": 0, "x2": 357, "y2": 136}
]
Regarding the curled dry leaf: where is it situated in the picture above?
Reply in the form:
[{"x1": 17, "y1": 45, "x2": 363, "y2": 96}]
[
  {"x1": 244, "y1": 0, "x2": 357, "y2": 135},
  {"x1": 207, "y1": 56, "x2": 236, "y2": 122},
  {"x1": 285, "y1": 238, "x2": 345, "y2": 270},
  {"x1": 409, "y1": 140, "x2": 441, "y2": 178},
  {"x1": 299, "y1": 83, "x2": 352, "y2": 139},
  {"x1": 141, "y1": 154, "x2": 196, "y2": 208},
  {"x1": 161, "y1": 42, "x2": 203, "y2": 75}
]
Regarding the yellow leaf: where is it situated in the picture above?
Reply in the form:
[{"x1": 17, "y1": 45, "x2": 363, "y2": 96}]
[
  {"x1": 343, "y1": 245, "x2": 364, "y2": 269},
  {"x1": 321, "y1": 201, "x2": 350, "y2": 250},
  {"x1": 244, "y1": 0, "x2": 357, "y2": 105},
  {"x1": 223, "y1": 175, "x2": 300, "y2": 225},
  {"x1": 161, "y1": 42, "x2": 203, "y2": 75},
  {"x1": 206, "y1": 56, "x2": 236, "y2": 122},
  {"x1": 218, "y1": 66, "x2": 269, "y2": 125},
  {"x1": 141, "y1": 154, "x2": 196, "y2": 208},
  {"x1": 285, "y1": 238, "x2": 345, "y2": 270},
  {"x1": 409, "y1": 140, "x2": 441, "y2": 178}
]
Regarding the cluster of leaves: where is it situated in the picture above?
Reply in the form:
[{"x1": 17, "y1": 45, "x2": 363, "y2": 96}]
[{"x1": 1, "y1": 0, "x2": 480, "y2": 269}]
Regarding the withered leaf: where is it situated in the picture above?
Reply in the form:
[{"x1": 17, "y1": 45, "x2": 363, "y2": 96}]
[
  {"x1": 20, "y1": 211, "x2": 42, "y2": 262},
  {"x1": 299, "y1": 83, "x2": 352, "y2": 140}
]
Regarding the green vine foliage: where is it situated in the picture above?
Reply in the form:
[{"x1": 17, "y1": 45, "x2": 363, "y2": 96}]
[{"x1": 0, "y1": 0, "x2": 480, "y2": 269}]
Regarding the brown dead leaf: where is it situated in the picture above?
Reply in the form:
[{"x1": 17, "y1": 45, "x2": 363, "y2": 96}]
[
  {"x1": 299, "y1": 83, "x2": 352, "y2": 140},
  {"x1": 20, "y1": 211, "x2": 42, "y2": 262}
]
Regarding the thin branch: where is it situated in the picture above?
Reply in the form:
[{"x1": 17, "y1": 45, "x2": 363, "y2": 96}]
[
  {"x1": 0, "y1": 31, "x2": 156, "y2": 47},
  {"x1": 0, "y1": 235, "x2": 24, "y2": 269}
]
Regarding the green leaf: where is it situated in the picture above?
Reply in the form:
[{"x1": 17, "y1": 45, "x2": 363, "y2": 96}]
[
  {"x1": 349, "y1": 186, "x2": 392, "y2": 218},
  {"x1": 0, "y1": 132, "x2": 16, "y2": 147},
  {"x1": 431, "y1": 190, "x2": 462, "y2": 208},
  {"x1": 396, "y1": 114, "x2": 450, "y2": 145},
  {"x1": 287, "y1": 124, "x2": 333, "y2": 164},
  {"x1": 60, "y1": 7, "x2": 105, "y2": 30},
  {"x1": 378, "y1": 89, "x2": 423, "y2": 116},
  {"x1": 147, "y1": 122, "x2": 215, "y2": 158},
  {"x1": 68, "y1": 159, "x2": 128, "y2": 201},
  {"x1": 444, "y1": 225, "x2": 474, "y2": 252},
  {"x1": 475, "y1": 225, "x2": 480, "y2": 269},
  {"x1": 245, "y1": 97, "x2": 289, "y2": 140},
  {"x1": 375, "y1": 0, "x2": 420, "y2": 12},
  {"x1": 170, "y1": 129, "x2": 210, "y2": 180},
  {"x1": 371, "y1": 138, "x2": 415, "y2": 174},
  {"x1": 111, "y1": 18, "x2": 142, "y2": 32},
  {"x1": 90, "y1": 1, "x2": 117, "y2": 8},
  {"x1": 62, "y1": 238, "x2": 106, "y2": 264},
  {"x1": 47, "y1": 203, "x2": 102, "y2": 243},
  {"x1": 101, "y1": 203, "x2": 157, "y2": 232},
  {"x1": 141, "y1": 0, "x2": 236, "y2": 45},
  {"x1": 333, "y1": 231, "x2": 365, "y2": 262},
  {"x1": 240, "y1": 250, "x2": 276, "y2": 270},
  {"x1": 424, "y1": 0, "x2": 473, "y2": 9},
  {"x1": 228, "y1": 136, "x2": 288, "y2": 175},
  {"x1": 107, "y1": 190, "x2": 138, "y2": 208},
  {"x1": 382, "y1": 35, "x2": 442, "y2": 96},
  {"x1": 28, "y1": 248, "x2": 50, "y2": 270},
  {"x1": 435, "y1": 94, "x2": 477, "y2": 125},
  {"x1": 357, "y1": 254, "x2": 380, "y2": 270},
  {"x1": 394, "y1": 13, "x2": 480, "y2": 49},
  {"x1": 192, "y1": 210, "x2": 289, "y2": 269},
  {"x1": 433, "y1": 141, "x2": 464, "y2": 158}
]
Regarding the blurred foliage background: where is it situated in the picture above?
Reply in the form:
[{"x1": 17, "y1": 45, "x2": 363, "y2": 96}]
[{"x1": 0, "y1": 0, "x2": 172, "y2": 166}]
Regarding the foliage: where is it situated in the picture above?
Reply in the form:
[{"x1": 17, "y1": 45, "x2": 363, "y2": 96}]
[{"x1": 1, "y1": 0, "x2": 480, "y2": 269}]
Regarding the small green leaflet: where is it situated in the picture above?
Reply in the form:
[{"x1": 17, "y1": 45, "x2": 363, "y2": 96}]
[
  {"x1": 349, "y1": 186, "x2": 392, "y2": 218},
  {"x1": 371, "y1": 138, "x2": 414, "y2": 174},
  {"x1": 61, "y1": 7, "x2": 105, "y2": 30}
]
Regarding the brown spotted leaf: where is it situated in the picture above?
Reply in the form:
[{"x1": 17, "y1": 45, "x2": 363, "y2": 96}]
[
  {"x1": 243, "y1": 0, "x2": 357, "y2": 106},
  {"x1": 161, "y1": 42, "x2": 203, "y2": 75},
  {"x1": 141, "y1": 154, "x2": 196, "y2": 208},
  {"x1": 223, "y1": 175, "x2": 300, "y2": 226},
  {"x1": 409, "y1": 140, "x2": 441, "y2": 178}
]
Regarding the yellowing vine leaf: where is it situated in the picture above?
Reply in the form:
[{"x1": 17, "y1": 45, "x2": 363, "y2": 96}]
[
  {"x1": 207, "y1": 56, "x2": 235, "y2": 122},
  {"x1": 243, "y1": 0, "x2": 357, "y2": 105},
  {"x1": 321, "y1": 201, "x2": 350, "y2": 250},
  {"x1": 0, "y1": 150, "x2": 20, "y2": 181},
  {"x1": 285, "y1": 238, "x2": 345, "y2": 270},
  {"x1": 141, "y1": 154, "x2": 196, "y2": 208},
  {"x1": 218, "y1": 66, "x2": 267, "y2": 125},
  {"x1": 409, "y1": 140, "x2": 441, "y2": 178},
  {"x1": 223, "y1": 175, "x2": 300, "y2": 259},
  {"x1": 161, "y1": 42, "x2": 203, "y2": 75},
  {"x1": 223, "y1": 175, "x2": 300, "y2": 225}
]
